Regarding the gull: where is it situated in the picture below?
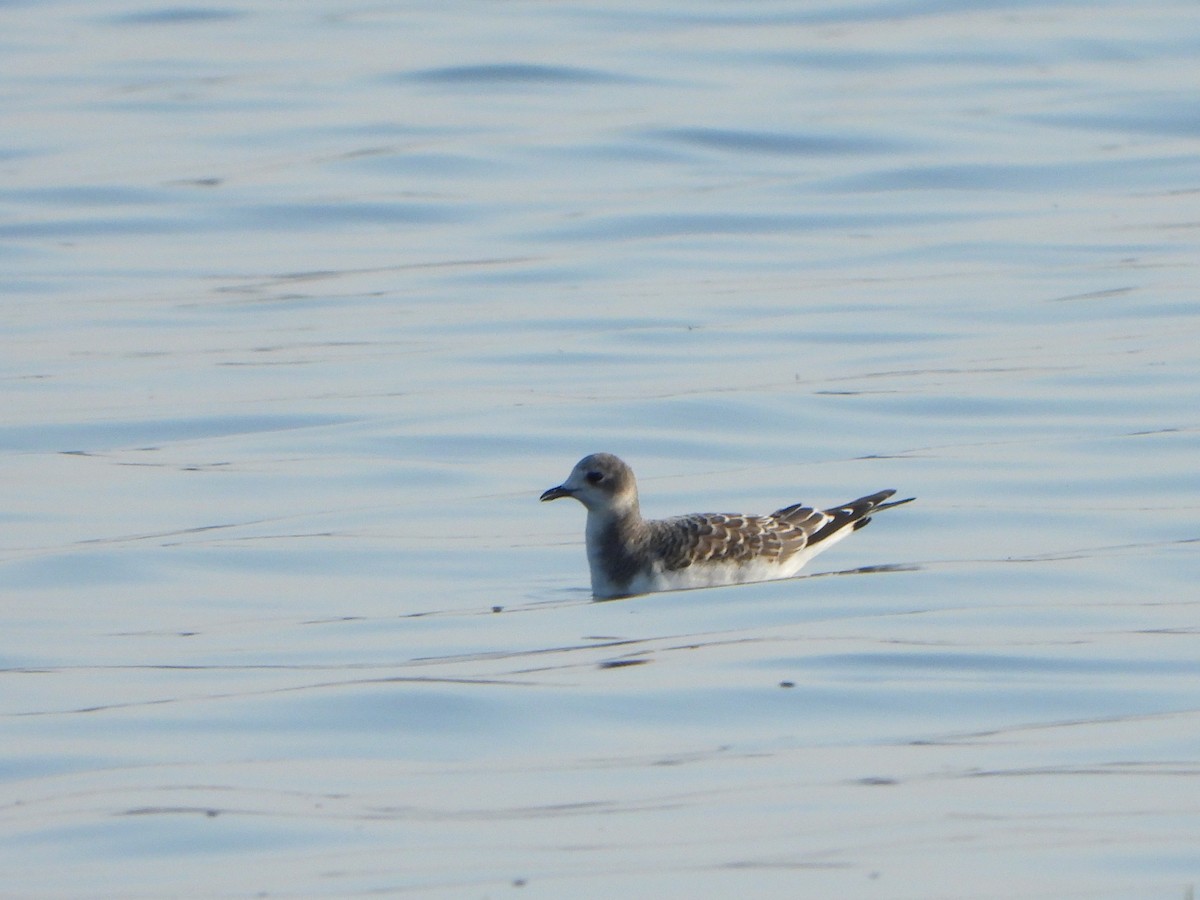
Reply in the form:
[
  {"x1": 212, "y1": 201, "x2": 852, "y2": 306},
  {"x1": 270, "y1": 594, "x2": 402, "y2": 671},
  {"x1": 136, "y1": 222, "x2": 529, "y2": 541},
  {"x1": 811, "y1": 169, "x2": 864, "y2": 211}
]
[{"x1": 540, "y1": 453, "x2": 914, "y2": 599}]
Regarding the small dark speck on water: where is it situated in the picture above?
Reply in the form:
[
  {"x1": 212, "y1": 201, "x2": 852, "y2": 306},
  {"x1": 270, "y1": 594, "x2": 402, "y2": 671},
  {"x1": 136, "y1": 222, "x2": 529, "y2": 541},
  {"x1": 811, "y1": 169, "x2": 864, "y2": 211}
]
[
  {"x1": 491, "y1": 605, "x2": 503, "y2": 613},
  {"x1": 512, "y1": 877, "x2": 527, "y2": 887},
  {"x1": 779, "y1": 680, "x2": 795, "y2": 688},
  {"x1": 857, "y1": 777, "x2": 899, "y2": 786}
]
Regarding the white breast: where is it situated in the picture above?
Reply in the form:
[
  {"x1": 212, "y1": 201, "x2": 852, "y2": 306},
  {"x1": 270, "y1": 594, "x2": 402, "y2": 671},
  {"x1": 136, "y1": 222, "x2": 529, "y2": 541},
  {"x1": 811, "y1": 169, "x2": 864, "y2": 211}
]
[{"x1": 598, "y1": 530, "x2": 856, "y2": 598}]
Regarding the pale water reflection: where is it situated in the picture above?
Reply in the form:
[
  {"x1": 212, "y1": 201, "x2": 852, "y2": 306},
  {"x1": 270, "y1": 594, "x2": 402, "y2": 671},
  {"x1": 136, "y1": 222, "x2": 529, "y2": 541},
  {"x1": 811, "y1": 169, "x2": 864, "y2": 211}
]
[{"x1": 2, "y1": 0, "x2": 1199, "y2": 898}]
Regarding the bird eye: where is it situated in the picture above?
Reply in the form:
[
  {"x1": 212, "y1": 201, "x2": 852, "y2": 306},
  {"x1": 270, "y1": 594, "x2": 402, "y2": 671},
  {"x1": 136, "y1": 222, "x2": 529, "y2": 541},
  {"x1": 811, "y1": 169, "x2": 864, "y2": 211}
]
[{"x1": 585, "y1": 471, "x2": 604, "y2": 484}]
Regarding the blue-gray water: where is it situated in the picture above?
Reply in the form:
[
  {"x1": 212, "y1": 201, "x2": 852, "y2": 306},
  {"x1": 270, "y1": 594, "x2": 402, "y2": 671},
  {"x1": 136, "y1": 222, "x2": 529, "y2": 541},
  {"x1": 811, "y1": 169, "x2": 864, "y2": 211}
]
[{"x1": 3, "y1": 1, "x2": 1198, "y2": 897}]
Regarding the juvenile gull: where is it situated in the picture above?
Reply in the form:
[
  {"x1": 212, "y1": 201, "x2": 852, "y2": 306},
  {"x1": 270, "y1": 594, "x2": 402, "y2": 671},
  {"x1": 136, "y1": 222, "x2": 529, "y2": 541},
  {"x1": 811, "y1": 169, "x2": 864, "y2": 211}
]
[{"x1": 541, "y1": 453, "x2": 914, "y2": 599}]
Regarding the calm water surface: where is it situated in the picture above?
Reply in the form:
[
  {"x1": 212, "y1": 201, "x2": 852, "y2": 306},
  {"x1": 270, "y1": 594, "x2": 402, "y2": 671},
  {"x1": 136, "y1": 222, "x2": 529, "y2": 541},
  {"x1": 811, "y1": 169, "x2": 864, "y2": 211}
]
[{"x1": 2, "y1": 1, "x2": 1198, "y2": 897}]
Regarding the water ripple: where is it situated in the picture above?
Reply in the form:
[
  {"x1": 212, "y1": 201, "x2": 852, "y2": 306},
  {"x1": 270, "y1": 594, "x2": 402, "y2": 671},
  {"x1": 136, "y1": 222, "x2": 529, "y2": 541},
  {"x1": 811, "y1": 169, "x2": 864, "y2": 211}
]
[
  {"x1": 396, "y1": 63, "x2": 639, "y2": 87},
  {"x1": 643, "y1": 126, "x2": 901, "y2": 156}
]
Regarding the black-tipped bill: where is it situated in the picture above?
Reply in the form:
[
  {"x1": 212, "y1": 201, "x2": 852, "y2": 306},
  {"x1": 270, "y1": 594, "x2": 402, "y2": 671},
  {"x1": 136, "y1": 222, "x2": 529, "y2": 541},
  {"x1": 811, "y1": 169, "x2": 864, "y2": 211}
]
[{"x1": 540, "y1": 485, "x2": 573, "y2": 502}]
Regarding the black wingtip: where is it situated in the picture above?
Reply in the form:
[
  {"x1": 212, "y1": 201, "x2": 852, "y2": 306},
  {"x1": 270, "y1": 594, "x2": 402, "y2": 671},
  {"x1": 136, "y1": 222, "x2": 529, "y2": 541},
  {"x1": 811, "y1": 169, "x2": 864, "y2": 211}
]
[
  {"x1": 810, "y1": 492, "x2": 914, "y2": 545},
  {"x1": 874, "y1": 495, "x2": 916, "y2": 512}
]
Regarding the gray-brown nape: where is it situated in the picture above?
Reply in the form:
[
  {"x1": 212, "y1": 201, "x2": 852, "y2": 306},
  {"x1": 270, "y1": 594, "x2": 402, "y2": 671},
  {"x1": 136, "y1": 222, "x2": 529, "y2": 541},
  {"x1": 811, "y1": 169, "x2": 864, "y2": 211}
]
[{"x1": 593, "y1": 516, "x2": 650, "y2": 591}]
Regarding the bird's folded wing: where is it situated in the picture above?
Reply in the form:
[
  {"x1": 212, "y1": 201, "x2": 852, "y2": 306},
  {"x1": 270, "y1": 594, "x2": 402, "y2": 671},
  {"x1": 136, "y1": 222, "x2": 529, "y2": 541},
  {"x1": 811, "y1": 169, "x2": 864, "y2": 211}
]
[{"x1": 651, "y1": 506, "x2": 829, "y2": 570}]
